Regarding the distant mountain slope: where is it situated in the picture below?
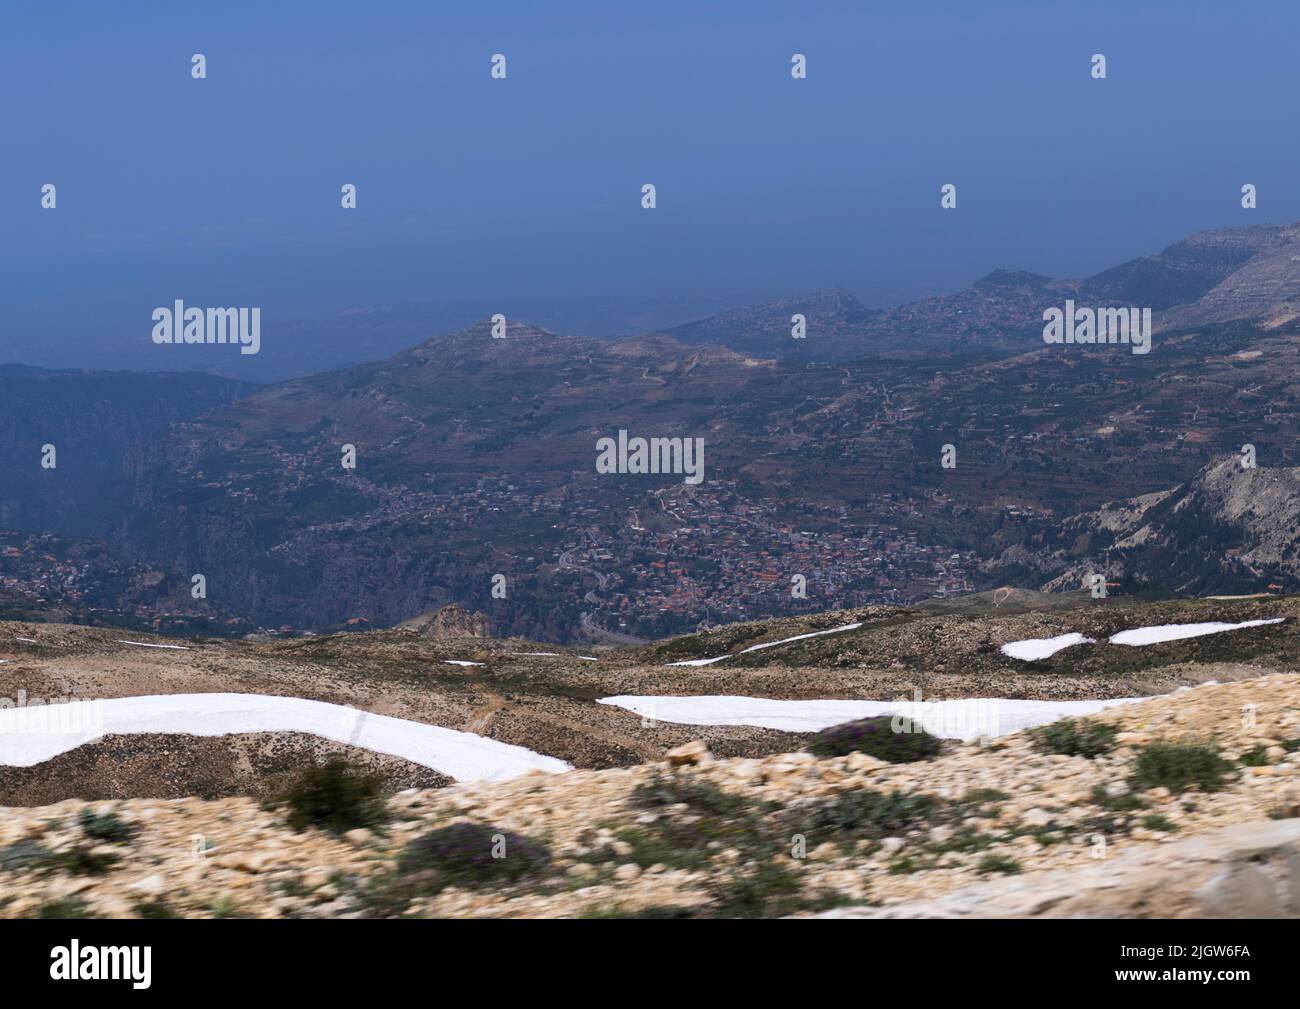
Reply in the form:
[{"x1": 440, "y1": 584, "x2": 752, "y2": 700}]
[
  {"x1": 0, "y1": 366, "x2": 254, "y2": 536},
  {"x1": 990, "y1": 457, "x2": 1300, "y2": 595},
  {"x1": 667, "y1": 288, "x2": 878, "y2": 360},
  {"x1": 1080, "y1": 223, "x2": 1294, "y2": 309},
  {"x1": 663, "y1": 221, "x2": 1300, "y2": 361},
  {"x1": 1157, "y1": 225, "x2": 1300, "y2": 332}
]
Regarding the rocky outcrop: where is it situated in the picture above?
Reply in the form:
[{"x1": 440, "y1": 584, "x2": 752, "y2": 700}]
[
  {"x1": 398, "y1": 603, "x2": 491, "y2": 639},
  {"x1": 819, "y1": 816, "x2": 1300, "y2": 918}
]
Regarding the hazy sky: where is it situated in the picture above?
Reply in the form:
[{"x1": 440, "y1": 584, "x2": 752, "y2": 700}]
[{"x1": 3, "y1": 0, "x2": 1298, "y2": 367}]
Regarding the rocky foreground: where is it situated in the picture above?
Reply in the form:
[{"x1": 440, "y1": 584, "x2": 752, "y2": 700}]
[{"x1": 2, "y1": 674, "x2": 1299, "y2": 919}]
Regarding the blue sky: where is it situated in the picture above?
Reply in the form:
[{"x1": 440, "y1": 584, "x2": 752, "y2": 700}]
[{"x1": 2, "y1": 0, "x2": 1298, "y2": 368}]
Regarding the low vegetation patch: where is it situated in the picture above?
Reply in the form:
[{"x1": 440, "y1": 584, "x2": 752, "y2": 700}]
[
  {"x1": 363, "y1": 823, "x2": 553, "y2": 916},
  {"x1": 805, "y1": 788, "x2": 940, "y2": 838},
  {"x1": 78, "y1": 808, "x2": 135, "y2": 844},
  {"x1": 1237, "y1": 746, "x2": 1269, "y2": 767},
  {"x1": 396, "y1": 823, "x2": 551, "y2": 889},
  {"x1": 0, "y1": 840, "x2": 51, "y2": 873},
  {"x1": 633, "y1": 771, "x2": 753, "y2": 819},
  {"x1": 807, "y1": 716, "x2": 943, "y2": 763},
  {"x1": 1029, "y1": 719, "x2": 1118, "y2": 759},
  {"x1": 280, "y1": 759, "x2": 387, "y2": 834},
  {"x1": 134, "y1": 900, "x2": 178, "y2": 919},
  {"x1": 976, "y1": 853, "x2": 1022, "y2": 875},
  {"x1": 37, "y1": 898, "x2": 93, "y2": 919},
  {"x1": 1130, "y1": 742, "x2": 1234, "y2": 794}
]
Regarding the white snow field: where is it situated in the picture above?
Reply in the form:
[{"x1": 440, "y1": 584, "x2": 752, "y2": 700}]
[
  {"x1": 1108, "y1": 618, "x2": 1284, "y2": 646},
  {"x1": 999, "y1": 632, "x2": 1095, "y2": 661},
  {"x1": 598, "y1": 694, "x2": 1143, "y2": 741},
  {"x1": 667, "y1": 621, "x2": 864, "y2": 667},
  {"x1": 0, "y1": 693, "x2": 571, "y2": 782}
]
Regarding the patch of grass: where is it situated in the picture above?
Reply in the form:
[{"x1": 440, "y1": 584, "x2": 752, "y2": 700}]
[
  {"x1": 1131, "y1": 742, "x2": 1234, "y2": 794},
  {"x1": 1280, "y1": 738, "x2": 1300, "y2": 753},
  {"x1": 632, "y1": 771, "x2": 754, "y2": 819},
  {"x1": 205, "y1": 896, "x2": 248, "y2": 918},
  {"x1": 37, "y1": 898, "x2": 93, "y2": 919},
  {"x1": 134, "y1": 900, "x2": 178, "y2": 919},
  {"x1": 1140, "y1": 814, "x2": 1178, "y2": 832},
  {"x1": 277, "y1": 874, "x2": 313, "y2": 898},
  {"x1": 51, "y1": 846, "x2": 118, "y2": 876},
  {"x1": 707, "y1": 860, "x2": 805, "y2": 917},
  {"x1": 0, "y1": 839, "x2": 51, "y2": 873},
  {"x1": 887, "y1": 855, "x2": 923, "y2": 875},
  {"x1": 579, "y1": 903, "x2": 697, "y2": 919},
  {"x1": 365, "y1": 824, "x2": 553, "y2": 916},
  {"x1": 976, "y1": 853, "x2": 1022, "y2": 875},
  {"x1": 1030, "y1": 718, "x2": 1118, "y2": 759},
  {"x1": 279, "y1": 759, "x2": 387, "y2": 834},
  {"x1": 808, "y1": 716, "x2": 943, "y2": 763},
  {"x1": 1090, "y1": 784, "x2": 1148, "y2": 812},
  {"x1": 960, "y1": 788, "x2": 1010, "y2": 805},
  {"x1": 929, "y1": 830, "x2": 997, "y2": 855},
  {"x1": 1237, "y1": 746, "x2": 1269, "y2": 767},
  {"x1": 805, "y1": 789, "x2": 940, "y2": 838},
  {"x1": 78, "y1": 808, "x2": 135, "y2": 844}
]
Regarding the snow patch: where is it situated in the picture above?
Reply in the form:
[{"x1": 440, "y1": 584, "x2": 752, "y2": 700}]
[
  {"x1": 598, "y1": 694, "x2": 1144, "y2": 741},
  {"x1": 0, "y1": 693, "x2": 570, "y2": 781},
  {"x1": 1108, "y1": 618, "x2": 1284, "y2": 647},
  {"x1": 115, "y1": 640, "x2": 190, "y2": 651},
  {"x1": 1000, "y1": 633, "x2": 1095, "y2": 661},
  {"x1": 443, "y1": 659, "x2": 485, "y2": 667}
]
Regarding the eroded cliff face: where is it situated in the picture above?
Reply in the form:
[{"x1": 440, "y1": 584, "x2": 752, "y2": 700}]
[
  {"x1": 0, "y1": 366, "x2": 252, "y2": 537},
  {"x1": 994, "y1": 456, "x2": 1300, "y2": 596}
]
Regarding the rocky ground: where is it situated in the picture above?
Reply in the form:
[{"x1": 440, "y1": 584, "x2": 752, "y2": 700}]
[{"x1": 2, "y1": 674, "x2": 1298, "y2": 919}]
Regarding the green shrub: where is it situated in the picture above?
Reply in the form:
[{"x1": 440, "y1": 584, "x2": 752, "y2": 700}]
[
  {"x1": 37, "y1": 898, "x2": 93, "y2": 919},
  {"x1": 78, "y1": 808, "x2": 135, "y2": 843},
  {"x1": 809, "y1": 789, "x2": 939, "y2": 838},
  {"x1": 1090, "y1": 783, "x2": 1147, "y2": 812},
  {"x1": 0, "y1": 840, "x2": 51, "y2": 872},
  {"x1": 960, "y1": 788, "x2": 1010, "y2": 805},
  {"x1": 808, "y1": 716, "x2": 943, "y2": 763},
  {"x1": 280, "y1": 759, "x2": 386, "y2": 834},
  {"x1": 707, "y1": 860, "x2": 804, "y2": 917},
  {"x1": 396, "y1": 823, "x2": 551, "y2": 889},
  {"x1": 134, "y1": 900, "x2": 178, "y2": 919},
  {"x1": 1131, "y1": 742, "x2": 1234, "y2": 794},
  {"x1": 1237, "y1": 746, "x2": 1269, "y2": 767},
  {"x1": 976, "y1": 853, "x2": 1021, "y2": 875},
  {"x1": 1029, "y1": 719, "x2": 1118, "y2": 758}
]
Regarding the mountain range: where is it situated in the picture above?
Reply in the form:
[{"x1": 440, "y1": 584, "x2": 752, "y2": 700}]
[{"x1": 6, "y1": 220, "x2": 1300, "y2": 639}]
